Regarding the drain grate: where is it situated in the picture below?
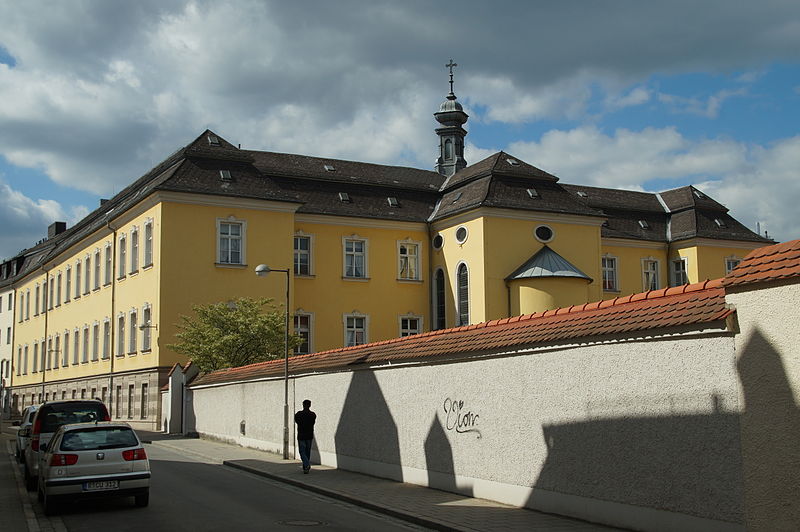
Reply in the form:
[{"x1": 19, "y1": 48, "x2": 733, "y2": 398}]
[{"x1": 277, "y1": 520, "x2": 325, "y2": 527}]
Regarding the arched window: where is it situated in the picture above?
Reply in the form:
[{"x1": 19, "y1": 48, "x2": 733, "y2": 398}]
[
  {"x1": 434, "y1": 269, "x2": 446, "y2": 330},
  {"x1": 444, "y1": 139, "x2": 453, "y2": 160},
  {"x1": 457, "y1": 263, "x2": 469, "y2": 326}
]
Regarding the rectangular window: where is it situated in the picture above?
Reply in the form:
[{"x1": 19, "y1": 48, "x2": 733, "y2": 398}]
[
  {"x1": 82, "y1": 327, "x2": 89, "y2": 363},
  {"x1": 71, "y1": 390, "x2": 76, "y2": 400},
  {"x1": 40, "y1": 341, "x2": 45, "y2": 372},
  {"x1": 104, "y1": 244, "x2": 112, "y2": 285},
  {"x1": 65, "y1": 267, "x2": 71, "y2": 303},
  {"x1": 0, "y1": 295, "x2": 2, "y2": 312},
  {"x1": 75, "y1": 262, "x2": 81, "y2": 298},
  {"x1": 127, "y1": 384, "x2": 134, "y2": 418},
  {"x1": 142, "y1": 307, "x2": 152, "y2": 351},
  {"x1": 140, "y1": 383, "x2": 148, "y2": 419},
  {"x1": 725, "y1": 258, "x2": 741, "y2": 275},
  {"x1": 218, "y1": 222, "x2": 243, "y2": 264},
  {"x1": 63, "y1": 332, "x2": 69, "y2": 367},
  {"x1": 642, "y1": 260, "x2": 659, "y2": 291},
  {"x1": 48, "y1": 279, "x2": 54, "y2": 309},
  {"x1": 117, "y1": 315, "x2": 125, "y2": 356},
  {"x1": 84, "y1": 257, "x2": 91, "y2": 294},
  {"x1": 92, "y1": 323, "x2": 99, "y2": 361},
  {"x1": 54, "y1": 335, "x2": 60, "y2": 368},
  {"x1": 73, "y1": 330, "x2": 79, "y2": 365},
  {"x1": 294, "y1": 236, "x2": 311, "y2": 275},
  {"x1": 130, "y1": 229, "x2": 139, "y2": 273},
  {"x1": 400, "y1": 317, "x2": 421, "y2": 337},
  {"x1": 18, "y1": 293, "x2": 22, "y2": 322},
  {"x1": 35, "y1": 285, "x2": 40, "y2": 315},
  {"x1": 25, "y1": 289, "x2": 30, "y2": 319},
  {"x1": 398, "y1": 243, "x2": 419, "y2": 280},
  {"x1": 602, "y1": 256, "x2": 618, "y2": 291},
  {"x1": 23, "y1": 346, "x2": 28, "y2": 374},
  {"x1": 81, "y1": 389, "x2": 86, "y2": 399},
  {"x1": 46, "y1": 338, "x2": 52, "y2": 369},
  {"x1": 56, "y1": 272, "x2": 62, "y2": 306},
  {"x1": 129, "y1": 311, "x2": 137, "y2": 353},
  {"x1": 294, "y1": 314, "x2": 311, "y2": 354},
  {"x1": 344, "y1": 239, "x2": 366, "y2": 278},
  {"x1": 16, "y1": 347, "x2": 21, "y2": 376},
  {"x1": 144, "y1": 222, "x2": 153, "y2": 267},
  {"x1": 6, "y1": 327, "x2": 10, "y2": 344},
  {"x1": 671, "y1": 258, "x2": 688, "y2": 287},
  {"x1": 101, "y1": 387, "x2": 107, "y2": 404},
  {"x1": 115, "y1": 386, "x2": 122, "y2": 418},
  {"x1": 94, "y1": 251, "x2": 100, "y2": 289},
  {"x1": 42, "y1": 280, "x2": 48, "y2": 311},
  {"x1": 90, "y1": 388, "x2": 96, "y2": 400},
  {"x1": 345, "y1": 315, "x2": 366, "y2": 347},
  {"x1": 103, "y1": 321, "x2": 111, "y2": 359},
  {"x1": 33, "y1": 343, "x2": 38, "y2": 373},
  {"x1": 119, "y1": 236, "x2": 127, "y2": 278}
]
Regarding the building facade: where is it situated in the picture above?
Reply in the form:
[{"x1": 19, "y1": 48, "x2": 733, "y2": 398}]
[{"x1": 1, "y1": 86, "x2": 770, "y2": 428}]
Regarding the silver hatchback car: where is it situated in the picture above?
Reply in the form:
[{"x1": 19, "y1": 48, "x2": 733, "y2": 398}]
[
  {"x1": 14, "y1": 404, "x2": 39, "y2": 463},
  {"x1": 37, "y1": 421, "x2": 150, "y2": 514}
]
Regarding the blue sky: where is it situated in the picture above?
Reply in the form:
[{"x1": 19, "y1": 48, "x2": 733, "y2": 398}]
[{"x1": 1, "y1": 1, "x2": 799, "y2": 260}]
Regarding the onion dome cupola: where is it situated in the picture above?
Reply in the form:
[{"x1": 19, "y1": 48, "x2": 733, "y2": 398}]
[{"x1": 434, "y1": 60, "x2": 469, "y2": 177}]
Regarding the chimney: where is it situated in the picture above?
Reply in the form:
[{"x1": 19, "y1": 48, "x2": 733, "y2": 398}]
[{"x1": 48, "y1": 221, "x2": 67, "y2": 239}]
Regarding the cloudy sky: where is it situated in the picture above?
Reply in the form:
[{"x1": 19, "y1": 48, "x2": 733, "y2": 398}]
[{"x1": 1, "y1": 0, "x2": 799, "y2": 260}]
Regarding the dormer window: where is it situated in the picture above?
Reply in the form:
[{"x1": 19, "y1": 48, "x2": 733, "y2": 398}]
[
  {"x1": 451, "y1": 192, "x2": 462, "y2": 204},
  {"x1": 714, "y1": 218, "x2": 727, "y2": 228},
  {"x1": 324, "y1": 165, "x2": 336, "y2": 172},
  {"x1": 208, "y1": 135, "x2": 220, "y2": 146},
  {"x1": 576, "y1": 191, "x2": 588, "y2": 198},
  {"x1": 387, "y1": 197, "x2": 399, "y2": 207},
  {"x1": 526, "y1": 188, "x2": 539, "y2": 199},
  {"x1": 506, "y1": 158, "x2": 520, "y2": 166},
  {"x1": 638, "y1": 220, "x2": 649, "y2": 229},
  {"x1": 693, "y1": 189, "x2": 706, "y2": 199},
  {"x1": 338, "y1": 192, "x2": 351, "y2": 202},
  {"x1": 219, "y1": 170, "x2": 232, "y2": 181}
]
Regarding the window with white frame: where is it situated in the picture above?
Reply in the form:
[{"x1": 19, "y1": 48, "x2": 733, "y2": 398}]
[
  {"x1": 63, "y1": 331, "x2": 69, "y2": 367},
  {"x1": 25, "y1": 289, "x2": 30, "y2": 319},
  {"x1": 130, "y1": 228, "x2": 139, "y2": 273},
  {"x1": 457, "y1": 263, "x2": 469, "y2": 326},
  {"x1": 144, "y1": 220, "x2": 153, "y2": 267},
  {"x1": 75, "y1": 261, "x2": 82, "y2": 298},
  {"x1": 129, "y1": 310, "x2": 137, "y2": 354},
  {"x1": 671, "y1": 258, "x2": 688, "y2": 286},
  {"x1": 33, "y1": 343, "x2": 38, "y2": 372},
  {"x1": 398, "y1": 242, "x2": 419, "y2": 280},
  {"x1": 92, "y1": 323, "x2": 99, "y2": 361},
  {"x1": 601, "y1": 256, "x2": 618, "y2": 292},
  {"x1": 40, "y1": 340, "x2": 45, "y2": 371},
  {"x1": 104, "y1": 243, "x2": 112, "y2": 285},
  {"x1": 72, "y1": 328, "x2": 79, "y2": 365},
  {"x1": 117, "y1": 315, "x2": 125, "y2": 356},
  {"x1": 65, "y1": 267, "x2": 71, "y2": 302},
  {"x1": 56, "y1": 272, "x2": 62, "y2": 306},
  {"x1": 48, "y1": 278, "x2": 54, "y2": 309},
  {"x1": 128, "y1": 384, "x2": 134, "y2": 418},
  {"x1": 294, "y1": 313, "x2": 311, "y2": 354},
  {"x1": 94, "y1": 250, "x2": 100, "y2": 289},
  {"x1": 141, "y1": 305, "x2": 152, "y2": 351},
  {"x1": 294, "y1": 235, "x2": 311, "y2": 275},
  {"x1": 343, "y1": 238, "x2": 367, "y2": 278},
  {"x1": 400, "y1": 316, "x2": 422, "y2": 337},
  {"x1": 34, "y1": 285, "x2": 39, "y2": 315},
  {"x1": 218, "y1": 220, "x2": 244, "y2": 265},
  {"x1": 118, "y1": 235, "x2": 127, "y2": 278},
  {"x1": 18, "y1": 293, "x2": 22, "y2": 322},
  {"x1": 54, "y1": 335, "x2": 60, "y2": 369},
  {"x1": 16, "y1": 347, "x2": 21, "y2": 375},
  {"x1": 103, "y1": 320, "x2": 111, "y2": 359},
  {"x1": 725, "y1": 257, "x2": 741, "y2": 274},
  {"x1": 344, "y1": 314, "x2": 367, "y2": 347},
  {"x1": 42, "y1": 280, "x2": 47, "y2": 311},
  {"x1": 434, "y1": 268, "x2": 446, "y2": 330},
  {"x1": 46, "y1": 337, "x2": 52, "y2": 369},
  {"x1": 642, "y1": 259, "x2": 659, "y2": 291},
  {"x1": 82, "y1": 326, "x2": 89, "y2": 363},
  {"x1": 23, "y1": 345, "x2": 28, "y2": 374},
  {"x1": 84, "y1": 256, "x2": 91, "y2": 294},
  {"x1": 141, "y1": 383, "x2": 148, "y2": 419}
]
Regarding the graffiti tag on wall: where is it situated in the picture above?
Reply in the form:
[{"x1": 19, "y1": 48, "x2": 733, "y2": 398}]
[{"x1": 443, "y1": 398, "x2": 481, "y2": 439}]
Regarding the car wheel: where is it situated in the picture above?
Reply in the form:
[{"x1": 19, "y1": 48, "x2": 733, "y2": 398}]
[
  {"x1": 135, "y1": 490, "x2": 149, "y2": 508},
  {"x1": 43, "y1": 490, "x2": 57, "y2": 516},
  {"x1": 24, "y1": 465, "x2": 36, "y2": 492}
]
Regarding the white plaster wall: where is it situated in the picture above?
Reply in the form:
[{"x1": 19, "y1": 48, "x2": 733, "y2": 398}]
[
  {"x1": 726, "y1": 282, "x2": 800, "y2": 531},
  {"x1": 191, "y1": 330, "x2": 744, "y2": 531},
  {"x1": 0, "y1": 288, "x2": 14, "y2": 414}
]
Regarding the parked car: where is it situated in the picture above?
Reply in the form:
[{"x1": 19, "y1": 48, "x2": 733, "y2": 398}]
[
  {"x1": 13, "y1": 405, "x2": 39, "y2": 463},
  {"x1": 23, "y1": 399, "x2": 110, "y2": 491},
  {"x1": 37, "y1": 421, "x2": 150, "y2": 514}
]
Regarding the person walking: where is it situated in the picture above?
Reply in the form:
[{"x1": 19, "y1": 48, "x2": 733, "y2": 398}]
[{"x1": 294, "y1": 399, "x2": 316, "y2": 473}]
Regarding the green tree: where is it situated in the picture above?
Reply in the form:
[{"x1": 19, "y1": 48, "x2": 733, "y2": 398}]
[{"x1": 169, "y1": 297, "x2": 300, "y2": 372}]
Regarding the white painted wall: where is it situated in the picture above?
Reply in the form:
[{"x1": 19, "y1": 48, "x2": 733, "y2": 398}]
[
  {"x1": 191, "y1": 328, "x2": 745, "y2": 532},
  {"x1": 0, "y1": 287, "x2": 14, "y2": 416}
]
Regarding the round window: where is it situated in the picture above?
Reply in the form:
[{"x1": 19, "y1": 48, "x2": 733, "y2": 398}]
[
  {"x1": 534, "y1": 225, "x2": 554, "y2": 243},
  {"x1": 455, "y1": 226, "x2": 468, "y2": 244},
  {"x1": 432, "y1": 234, "x2": 444, "y2": 250}
]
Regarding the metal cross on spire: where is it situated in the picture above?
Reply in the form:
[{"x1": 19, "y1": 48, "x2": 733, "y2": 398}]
[{"x1": 446, "y1": 59, "x2": 458, "y2": 95}]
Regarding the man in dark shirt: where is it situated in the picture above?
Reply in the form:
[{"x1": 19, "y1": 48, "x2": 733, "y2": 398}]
[{"x1": 294, "y1": 399, "x2": 316, "y2": 473}]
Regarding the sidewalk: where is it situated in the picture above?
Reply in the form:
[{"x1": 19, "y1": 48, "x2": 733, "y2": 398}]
[{"x1": 140, "y1": 431, "x2": 621, "y2": 532}]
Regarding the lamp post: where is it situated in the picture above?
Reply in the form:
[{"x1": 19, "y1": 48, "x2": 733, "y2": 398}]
[{"x1": 255, "y1": 264, "x2": 290, "y2": 460}]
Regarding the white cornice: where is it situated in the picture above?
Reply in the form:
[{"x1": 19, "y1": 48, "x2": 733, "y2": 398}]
[
  {"x1": 431, "y1": 207, "x2": 606, "y2": 231},
  {"x1": 295, "y1": 213, "x2": 428, "y2": 232},
  {"x1": 602, "y1": 238, "x2": 667, "y2": 250}
]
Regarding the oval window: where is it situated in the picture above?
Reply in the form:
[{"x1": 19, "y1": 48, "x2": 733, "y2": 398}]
[
  {"x1": 455, "y1": 226, "x2": 468, "y2": 244},
  {"x1": 534, "y1": 225, "x2": 554, "y2": 243},
  {"x1": 432, "y1": 234, "x2": 444, "y2": 250}
]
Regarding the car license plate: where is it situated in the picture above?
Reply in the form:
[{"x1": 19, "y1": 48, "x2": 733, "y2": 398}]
[{"x1": 83, "y1": 480, "x2": 119, "y2": 491}]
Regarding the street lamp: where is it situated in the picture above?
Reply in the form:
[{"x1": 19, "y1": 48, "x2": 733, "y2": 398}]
[{"x1": 255, "y1": 263, "x2": 290, "y2": 460}]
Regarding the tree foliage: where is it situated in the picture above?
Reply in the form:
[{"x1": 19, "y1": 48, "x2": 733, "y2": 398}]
[{"x1": 169, "y1": 297, "x2": 300, "y2": 372}]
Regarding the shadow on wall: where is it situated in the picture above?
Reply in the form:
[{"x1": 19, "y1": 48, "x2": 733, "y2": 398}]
[
  {"x1": 424, "y1": 414, "x2": 474, "y2": 497},
  {"x1": 528, "y1": 327, "x2": 800, "y2": 530},
  {"x1": 334, "y1": 370, "x2": 403, "y2": 482}
]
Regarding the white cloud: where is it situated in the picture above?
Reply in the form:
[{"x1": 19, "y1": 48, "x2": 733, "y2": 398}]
[
  {"x1": 606, "y1": 87, "x2": 651, "y2": 110},
  {"x1": 657, "y1": 88, "x2": 748, "y2": 118}
]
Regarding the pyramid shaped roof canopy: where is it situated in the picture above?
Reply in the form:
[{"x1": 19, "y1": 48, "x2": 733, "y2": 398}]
[{"x1": 506, "y1": 245, "x2": 592, "y2": 282}]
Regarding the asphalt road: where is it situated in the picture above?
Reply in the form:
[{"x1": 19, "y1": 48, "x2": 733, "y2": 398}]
[{"x1": 3, "y1": 431, "x2": 428, "y2": 532}]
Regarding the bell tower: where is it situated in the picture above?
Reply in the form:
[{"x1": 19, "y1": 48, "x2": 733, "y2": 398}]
[{"x1": 434, "y1": 60, "x2": 468, "y2": 177}]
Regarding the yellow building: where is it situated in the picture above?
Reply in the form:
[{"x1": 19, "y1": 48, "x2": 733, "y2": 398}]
[{"x1": 1, "y1": 87, "x2": 769, "y2": 428}]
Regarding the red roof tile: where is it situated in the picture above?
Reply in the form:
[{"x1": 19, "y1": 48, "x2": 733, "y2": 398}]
[{"x1": 722, "y1": 238, "x2": 800, "y2": 287}]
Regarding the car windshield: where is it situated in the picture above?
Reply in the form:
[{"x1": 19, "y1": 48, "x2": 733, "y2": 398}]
[
  {"x1": 40, "y1": 403, "x2": 107, "y2": 433},
  {"x1": 60, "y1": 427, "x2": 139, "y2": 451}
]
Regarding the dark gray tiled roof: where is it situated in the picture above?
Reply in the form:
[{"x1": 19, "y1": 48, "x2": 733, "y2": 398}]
[
  {"x1": 441, "y1": 151, "x2": 558, "y2": 191},
  {"x1": 506, "y1": 246, "x2": 592, "y2": 281}
]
